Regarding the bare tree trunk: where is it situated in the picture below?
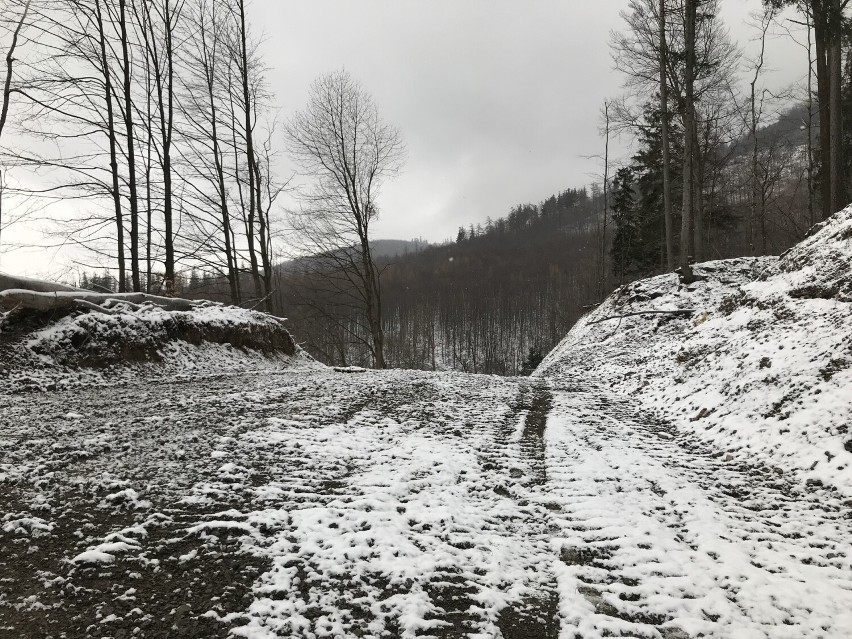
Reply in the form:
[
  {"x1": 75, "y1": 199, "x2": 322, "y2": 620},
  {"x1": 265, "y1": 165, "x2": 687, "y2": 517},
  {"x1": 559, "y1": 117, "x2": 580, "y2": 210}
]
[
  {"x1": 235, "y1": 0, "x2": 262, "y2": 299},
  {"x1": 600, "y1": 100, "x2": 610, "y2": 299},
  {"x1": 659, "y1": 0, "x2": 675, "y2": 271},
  {"x1": 828, "y1": 0, "x2": 845, "y2": 213},
  {"x1": 227, "y1": 80, "x2": 252, "y2": 296},
  {"x1": 806, "y1": 10, "x2": 816, "y2": 228},
  {"x1": 0, "y1": 0, "x2": 31, "y2": 258},
  {"x1": 0, "y1": 271, "x2": 82, "y2": 293},
  {"x1": 0, "y1": 0, "x2": 29, "y2": 141},
  {"x1": 193, "y1": 0, "x2": 239, "y2": 304},
  {"x1": 748, "y1": 10, "x2": 773, "y2": 255},
  {"x1": 139, "y1": 0, "x2": 153, "y2": 294},
  {"x1": 695, "y1": 116, "x2": 707, "y2": 260},
  {"x1": 162, "y1": 0, "x2": 177, "y2": 287},
  {"x1": 362, "y1": 240, "x2": 385, "y2": 369},
  {"x1": 253, "y1": 152, "x2": 273, "y2": 311},
  {"x1": 95, "y1": 0, "x2": 127, "y2": 292},
  {"x1": 118, "y1": 0, "x2": 141, "y2": 292},
  {"x1": 680, "y1": 0, "x2": 697, "y2": 274},
  {"x1": 141, "y1": 0, "x2": 178, "y2": 291},
  {"x1": 209, "y1": 86, "x2": 239, "y2": 305},
  {"x1": 145, "y1": 85, "x2": 153, "y2": 293},
  {"x1": 813, "y1": 6, "x2": 832, "y2": 219},
  {"x1": 692, "y1": 116, "x2": 703, "y2": 261}
]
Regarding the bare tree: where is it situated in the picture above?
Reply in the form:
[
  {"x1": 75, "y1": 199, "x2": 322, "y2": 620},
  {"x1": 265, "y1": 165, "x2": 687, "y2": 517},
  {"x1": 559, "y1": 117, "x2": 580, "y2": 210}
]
[
  {"x1": 826, "y1": 0, "x2": 844, "y2": 212},
  {"x1": 0, "y1": 0, "x2": 30, "y2": 142},
  {"x1": 137, "y1": 0, "x2": 184, "y2": 292},
  {"x1": 746, "y1": 7, "x2": 778, "y2": 254},
  {"x1": 229, "y1": 0, "x2": 262, "y2": 300},
  {"x1": 680, "y1": 0, "x2": 698, "y2": 273},
  {"x1": 658, "y1": 0, "x2": 675, "y2": 270},
  {"x1": 611, "y1": 0, "x2": 739, "y2": 271},
  {"x1": 179, "y1": 0, "x2": 240, "y2": 303},
  {"x1": 114, "y1": 0, "x2": 142, "y2": 291},
  {"x1": 767, "y1": 0, "x2": 850, "y2": 215},
  {"x1": 599, "y1": 99, "x2": 611, "y2": 300},
  {"x1": 0, "y1": 0, "x2": 32, "y2": 253},
  {"x1": 285, "y1": 69, "x2": 405, "y2": 369}
]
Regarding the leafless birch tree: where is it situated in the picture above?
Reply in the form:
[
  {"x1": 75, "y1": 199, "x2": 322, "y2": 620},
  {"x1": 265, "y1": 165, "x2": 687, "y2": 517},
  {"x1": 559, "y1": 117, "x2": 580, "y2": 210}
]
[{"x1": 285, "y1": 70, "x2": 405, "y2": 369}]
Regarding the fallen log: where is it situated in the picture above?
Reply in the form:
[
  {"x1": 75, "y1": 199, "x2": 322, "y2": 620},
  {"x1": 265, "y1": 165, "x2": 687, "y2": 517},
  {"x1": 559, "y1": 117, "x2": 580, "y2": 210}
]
[
  {"x1": 0, "y1": 289, "x2": 211, "y2": 312},
  {"x1": 0, "y1": 271, "x2": 83, "y2": 293},
  {"x1": 587, "y1": 309, "x2": 695, "y2": 325}
]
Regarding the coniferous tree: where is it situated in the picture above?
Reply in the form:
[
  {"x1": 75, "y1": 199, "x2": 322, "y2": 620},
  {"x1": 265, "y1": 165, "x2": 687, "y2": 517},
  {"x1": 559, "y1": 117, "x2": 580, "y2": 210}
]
[{"x1": 610, "y1": 167, "x2": 639, "y2": 279}]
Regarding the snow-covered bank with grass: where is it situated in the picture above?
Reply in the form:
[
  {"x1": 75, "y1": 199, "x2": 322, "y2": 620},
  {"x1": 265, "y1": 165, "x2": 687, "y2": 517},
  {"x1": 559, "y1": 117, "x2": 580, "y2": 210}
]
[
  {"x1": 0, "y1": 302, "x2": 316, "y2": 391},
  {"x1": 537, "y1": 205, "x2": 852, "y2": 496}
]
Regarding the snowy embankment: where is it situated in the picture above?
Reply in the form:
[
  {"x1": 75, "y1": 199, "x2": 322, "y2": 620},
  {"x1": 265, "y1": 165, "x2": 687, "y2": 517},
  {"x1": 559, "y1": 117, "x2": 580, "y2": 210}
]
[
  {"x1": 0, "y1": 302, "x2": 316, "y2": 391},
  {"x1": 537, "y1": 205, "x2": 852, "y2": 496}
]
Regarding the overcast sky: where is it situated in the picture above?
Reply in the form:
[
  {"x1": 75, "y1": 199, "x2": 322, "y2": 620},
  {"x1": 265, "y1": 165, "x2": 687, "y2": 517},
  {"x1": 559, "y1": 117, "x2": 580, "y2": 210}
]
[
  {"x1": 1, "y1": 0, "x2": 809, "y2": 275},
  {"x1": 253, "y1": 0, "x2": 808, "y2": 245}
]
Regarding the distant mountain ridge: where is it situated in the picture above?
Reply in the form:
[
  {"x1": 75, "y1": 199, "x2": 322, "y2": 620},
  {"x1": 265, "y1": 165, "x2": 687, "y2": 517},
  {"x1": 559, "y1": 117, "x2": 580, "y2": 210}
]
[{"x1": 369, "y1": 239, "x2": 432, "y2": 260}]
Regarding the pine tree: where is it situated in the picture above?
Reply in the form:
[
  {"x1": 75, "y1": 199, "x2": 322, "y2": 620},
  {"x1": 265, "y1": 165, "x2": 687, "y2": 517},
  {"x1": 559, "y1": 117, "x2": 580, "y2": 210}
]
[{"x1": 610, "y1": 167, "x2": 639, "y2": 278}]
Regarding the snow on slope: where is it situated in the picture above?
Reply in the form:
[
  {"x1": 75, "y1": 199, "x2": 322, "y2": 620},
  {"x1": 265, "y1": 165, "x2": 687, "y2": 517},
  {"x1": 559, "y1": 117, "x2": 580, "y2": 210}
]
[{"x1": 537, "y1": 205, "x2": 852, "y2": 496}]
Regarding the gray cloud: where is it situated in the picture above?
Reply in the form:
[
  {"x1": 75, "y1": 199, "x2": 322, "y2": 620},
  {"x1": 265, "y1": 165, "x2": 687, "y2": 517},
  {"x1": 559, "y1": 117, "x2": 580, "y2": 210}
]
[{"x1": 258, "y1": 0, "x2": 628, "y2": 243}]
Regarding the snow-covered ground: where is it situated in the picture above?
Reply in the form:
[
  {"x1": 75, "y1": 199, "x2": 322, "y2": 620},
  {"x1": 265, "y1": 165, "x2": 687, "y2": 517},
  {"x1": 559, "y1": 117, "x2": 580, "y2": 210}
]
[
  {"x1": 1, "y1": 208, "x2": 851, "y2": 638},
  {"x1": 535, "y1": 206, "x2": 852, "y2": 637},
  {"x1": 1, "y1": 369, "x2": 564, "y2": 638},
  {"x1": 2, "y1": 364, "x2": 850, "y2": 637}
]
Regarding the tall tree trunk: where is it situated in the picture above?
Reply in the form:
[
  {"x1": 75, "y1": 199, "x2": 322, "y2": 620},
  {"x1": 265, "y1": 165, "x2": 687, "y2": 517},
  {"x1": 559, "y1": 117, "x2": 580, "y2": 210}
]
[
  {"x1": 252, "y1": 148, "x2": 273, "y2": 311},
  {"x1": 142, "y1": 2, "x2": 153, "y2": 293},
  {"x1": 146, "y1": 102, "x2": 153, "y2": 293},
  {"x1": 365, "y1": 266, "x2": 385, "y2": 369},
  {"x1": 813, "y1": 4, "x2": 832, "y2": 219},
  {"x1": 118, "y1": 0, "x2": 141, "y2": 292},
  {"x1": 694, "y1": 116, "x2": 707, "y2": 260},
  {"x1": 600, "y1": 100, "x2": 610, "y2": 298},
  {"x1": 0, "y1": 0, "x2": 29, "y2": 141},
  {"x1": 806, "y1": 10, "x2": 816, "y2": 228},
  {"x1": 750, "y1": 81, "x2": 759, "y2": 255},
  {"x1": 692, "y1": 118, "x2": 703, "y2": 261},
  {"x1": 198, "y1": 1, "x2": 239, "y2": 305},
  {"x1": 161, "y1": 0, "x2": 176, "y2": 289},
  {"x1": 828, "y1": 0, "x2": 845, "y2": 213},
  {"x1": 680, "y1": 0, "x2": 697, "y2": 273},
  {"x1": 236, "y1": 0, "x2": 262, "y2": 299},
  {"x1": 95, "y1": 0, "x2": 126, "y2": 292},
  {"x1": 359, "y1": 229, "x2": 385, "y2": 368},
  {"x1": 206, "y1": 75, "x2": 239, "y2": 304},
  {"x1": 659, "y1": 0, "x2": 675, "y2": 270},
  {"x1": 747, "y1": 7, "x2": 774, "y2": 255},
  {"x1": 0, "y1": 1, "x2": 30, "y2": 258}
]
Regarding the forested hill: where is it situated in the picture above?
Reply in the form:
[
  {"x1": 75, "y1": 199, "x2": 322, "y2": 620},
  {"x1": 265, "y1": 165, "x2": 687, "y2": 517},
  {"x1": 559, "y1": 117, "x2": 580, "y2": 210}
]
[
  {"x1": 280, "y1": 187, "x2": 608, "y2": 374},
  {"x1": 76, "y1": 101, "x2": 822, "y2": 375},
  {"x1": 366, "y1": 96, "x2": 820, "y2": 375}
]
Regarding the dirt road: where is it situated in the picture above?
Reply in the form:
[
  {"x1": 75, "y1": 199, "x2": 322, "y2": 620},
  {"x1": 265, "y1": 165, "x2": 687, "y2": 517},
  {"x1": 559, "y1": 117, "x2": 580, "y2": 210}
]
[{"x1": 1, "y1": 368, "x2": 850, "y2": 638}]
